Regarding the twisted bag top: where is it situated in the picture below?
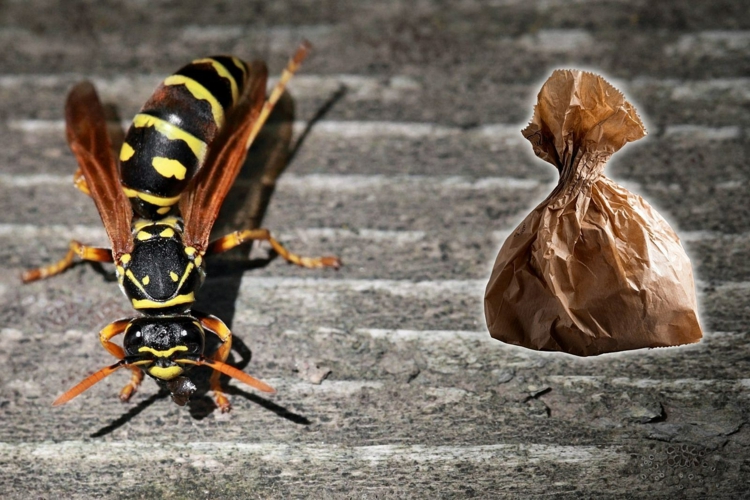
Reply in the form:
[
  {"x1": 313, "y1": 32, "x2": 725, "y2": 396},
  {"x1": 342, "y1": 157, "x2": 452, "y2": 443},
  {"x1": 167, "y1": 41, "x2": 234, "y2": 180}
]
[{"x1": 484, "y1": 70, "x2": 702, "y2": 356}]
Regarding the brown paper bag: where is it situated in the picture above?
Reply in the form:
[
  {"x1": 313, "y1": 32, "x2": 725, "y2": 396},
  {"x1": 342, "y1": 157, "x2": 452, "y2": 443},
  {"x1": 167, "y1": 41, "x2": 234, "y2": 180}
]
[{"x1": 484, "y1": 70, "x2": 703, "y2": 356}]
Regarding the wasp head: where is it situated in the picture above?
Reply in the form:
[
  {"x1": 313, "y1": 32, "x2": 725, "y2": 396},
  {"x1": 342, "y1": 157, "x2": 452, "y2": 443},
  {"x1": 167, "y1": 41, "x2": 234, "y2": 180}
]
[
  {"x1": 53, "y1": 316, "x2": 275, "y2": 407},
  {"x1": 123, "y1": 316, "x2": 205, "y2": 383}
]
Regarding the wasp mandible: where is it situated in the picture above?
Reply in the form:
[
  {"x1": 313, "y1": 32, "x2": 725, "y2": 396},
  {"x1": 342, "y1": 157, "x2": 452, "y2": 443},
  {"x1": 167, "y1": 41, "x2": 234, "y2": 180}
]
[{"x1": 22, "y1": 42, "x2": 340, "y2": 412}]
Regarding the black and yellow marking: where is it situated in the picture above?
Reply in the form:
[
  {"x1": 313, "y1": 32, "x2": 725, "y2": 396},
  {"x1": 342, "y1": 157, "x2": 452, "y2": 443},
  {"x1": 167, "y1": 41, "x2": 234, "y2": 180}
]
[
  {"x1": 130, "y1": 292, "x2": 195, "y2": 310},
  {"x1": 133, "y1": 216, "x2": 182, "y2": 233},
  {"x1": 136, "y1": 230, "x2": 152, "y2": 241},
  {"x1": 118, "y1": 221, "x2": 204, "y2": 312},
  {"x1": 119, "y1": 56, "x2": 249, "y2": 220},
  {"x1": 122, "y1": 185, "x2": 182, "y2": 218},
  {"x1": 139, "y1": 345, "x2": 188, "y2": 358},
  {"x1": 176, "y1": 58, "x2": 245, "y2": 110},
  {"x1": 125, "y1": 269, "x2": 149, "y2": 295},
  {"x1": 164, "y1": 74, "x2": 225, "y2": 127},
  {"x1": 147, "y1": 366, "x2": 184, "y2": 380}
]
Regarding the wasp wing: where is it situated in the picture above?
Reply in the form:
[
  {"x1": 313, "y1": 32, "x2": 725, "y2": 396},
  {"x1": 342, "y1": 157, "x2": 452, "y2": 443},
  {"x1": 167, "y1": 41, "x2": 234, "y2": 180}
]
[
  {"x1": 209, "y1": 90, "x2": 295, "y2": 241},
  {"x1": 66, "y1": 81, "x2": 133, "y2": 259},
  {"x1": 179, "y1": 62, "x2": 269, "y2": 252}
]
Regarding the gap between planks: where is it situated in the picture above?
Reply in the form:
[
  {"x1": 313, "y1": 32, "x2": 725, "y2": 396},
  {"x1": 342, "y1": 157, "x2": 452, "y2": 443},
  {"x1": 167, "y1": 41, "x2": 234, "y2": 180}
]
[
  {"x1": 0, "y1": 440, "x2": 625, "y2": 466},
  {"x1": 3, "y1": 231, "x2": 748, "y2": 297},
  {"x1": 2, "y1": 223, "x2": 748, "y2": 244},
  {"x1": 0, "y1": 171, "x2": 545, "y2": 190},
  {"x1": 1, "y1": 73, "x2": 748, "y2": 102},
  {"x1": 5, "y1": 118, "x2": 746, "y2": 143}
]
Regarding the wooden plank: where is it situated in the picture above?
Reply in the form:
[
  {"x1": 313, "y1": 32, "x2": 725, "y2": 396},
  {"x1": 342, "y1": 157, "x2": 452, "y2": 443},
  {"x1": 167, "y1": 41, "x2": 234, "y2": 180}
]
[
  {"x1": 0, "y1": 0, "x2": 748, "y2": 497},
  {"x1": 1, "y1": 75, "x2": 748, "y2": 127}
]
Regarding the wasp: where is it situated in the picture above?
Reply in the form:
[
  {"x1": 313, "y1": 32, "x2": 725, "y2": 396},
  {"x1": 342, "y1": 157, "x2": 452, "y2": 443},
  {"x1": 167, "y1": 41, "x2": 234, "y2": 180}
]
[{"x1": 22, "y1": 42, "x2": 340, "y2": 411}]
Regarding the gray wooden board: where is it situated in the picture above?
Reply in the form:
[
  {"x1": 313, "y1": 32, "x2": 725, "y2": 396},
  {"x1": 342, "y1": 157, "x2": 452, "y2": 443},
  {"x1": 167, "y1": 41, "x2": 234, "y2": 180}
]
[{"x1": 0, "y1": 0, "x2": 748, "y2": 498}]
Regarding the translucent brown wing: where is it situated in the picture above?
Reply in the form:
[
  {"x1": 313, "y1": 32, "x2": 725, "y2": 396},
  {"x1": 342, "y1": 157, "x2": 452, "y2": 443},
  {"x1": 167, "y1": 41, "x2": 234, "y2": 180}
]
[
  {"x1": 210, "y1": 90, "x2": 295, "y2": 241},
  {"x1": 179, "y1": 62, "x2": 269, "y2": 252},
  {"x1": 66, "y1": 81, "x2": 133, "y2": 259}
]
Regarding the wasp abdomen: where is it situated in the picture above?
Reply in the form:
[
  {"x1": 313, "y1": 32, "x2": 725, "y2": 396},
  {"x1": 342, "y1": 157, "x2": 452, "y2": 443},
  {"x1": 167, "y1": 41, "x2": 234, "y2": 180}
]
[{"x1": 120, "y1": 56, "x2": 249, "y2": 219}]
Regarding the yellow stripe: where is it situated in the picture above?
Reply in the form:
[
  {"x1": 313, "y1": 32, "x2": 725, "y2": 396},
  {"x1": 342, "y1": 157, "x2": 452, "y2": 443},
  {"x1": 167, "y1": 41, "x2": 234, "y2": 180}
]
[
  {"x1": 132, "y1": 113, "x2": 207, "y2": 161},
  {"x1": 176, "y1": 262, "x2": 194, "y2": 290},
  {"x1": 169, "y1": 271, "x2": 179, "y2": 282},
  {"x1": 159, "y1": 227, "x2": 175, "y2": 238},
  {"x1": 164, "y1": 74, "x2": 224, "y2": 127},
  {"x1": 133, "y1": 218, "x2": 180, "y2": 232},
  {"x1": 156, "y1": 216, "x2": 182, "y2": 229},
  {"x1": 131, "y1": 292, "x2": 195, "y2": 310},
  {"x1": 142, "y1": 275, "x2": 150, "y2": 285},
  {"x1": 139, "y1": 345, "x2": 188, "y2": 358},
  {"x1": 148, "y1": 366, "x2": 184, "y2": 380},
  {"x1": 136, "y1": 231, "x2": 152, "y2": 241},
  {"x1": 151, "y1": 157, "x2": 187, "y2": 180},
  {"x1": 157, "y1": 207, "x2": 171, "y2": 215},
  {"x1": 231, "y1": 57, "x2": 247, "y2": 81},
  {"x1": 126, "y1": 269, "x2": 148, "y2": 295},
  {"x1": 132, "y1": 220, "x2": 152, "y2": 232},
  {"x1": 192, "y1": 58, "x2": 239, "y2": 103},
  {"x1": 122, "y1": 187, "x2": 181, "y2": 207},
  {"x1": 131, "y1": 217, "x2": 182, "y2": 232},
  {"x1": 119, "y1": 254, "x2": 131, "y2": 264},
  {"x1": 120, "y1": 142, "x2": 135, "y2": 162}
]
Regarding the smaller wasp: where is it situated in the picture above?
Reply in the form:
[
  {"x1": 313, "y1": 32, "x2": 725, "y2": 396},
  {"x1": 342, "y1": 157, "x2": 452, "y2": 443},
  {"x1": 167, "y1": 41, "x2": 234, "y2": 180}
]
[{"x1": 23, "y1": 42, "x2": 340, "y2": 411}]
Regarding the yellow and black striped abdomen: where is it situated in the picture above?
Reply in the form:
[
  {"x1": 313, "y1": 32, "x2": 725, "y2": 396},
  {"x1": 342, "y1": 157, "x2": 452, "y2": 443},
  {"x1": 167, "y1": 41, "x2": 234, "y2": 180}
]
[{"x1": 120, "y1": 56, "x2": 249, "y2": 219}]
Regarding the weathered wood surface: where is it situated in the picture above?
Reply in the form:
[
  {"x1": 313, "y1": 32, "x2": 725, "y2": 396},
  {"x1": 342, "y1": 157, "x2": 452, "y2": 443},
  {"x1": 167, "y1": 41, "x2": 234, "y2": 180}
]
[{"x1": 0, "y1": 1, "x2": 748, "y2": 498}]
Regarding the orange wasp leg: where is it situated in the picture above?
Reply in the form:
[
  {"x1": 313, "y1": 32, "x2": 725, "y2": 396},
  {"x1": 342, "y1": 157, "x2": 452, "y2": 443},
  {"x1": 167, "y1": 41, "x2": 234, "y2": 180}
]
[
  {"x1": 207, "y1": 228, "x2": 340, "y2": 269},
  {"x1": 22, "y1": 240, "x2": 113, "y2": 283},
  {"x1": 73, "y1": 168, "x2": 91, "y2": 196},
  {"x1": 99, "y1": 319, "x2": 144, "y2": 402},
  {"x1": 194, "y1": 312, "x2": 234, "y2": 412}
]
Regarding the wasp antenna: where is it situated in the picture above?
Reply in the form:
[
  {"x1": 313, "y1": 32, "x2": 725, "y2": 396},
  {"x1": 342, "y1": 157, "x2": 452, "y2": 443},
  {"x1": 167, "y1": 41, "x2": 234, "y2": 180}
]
[
  {"x1": 52, "y1": 361, "x2": 125, "y2": 406},
  {"x1": 245, "y1": 41, "x2": 312, "y2": 149},
  {"x1": 294, "y1": 39, "x2": 313, "y2": 64},
  {"x1": 179, "y1": 358, "x2": 276, "y2": 394}
]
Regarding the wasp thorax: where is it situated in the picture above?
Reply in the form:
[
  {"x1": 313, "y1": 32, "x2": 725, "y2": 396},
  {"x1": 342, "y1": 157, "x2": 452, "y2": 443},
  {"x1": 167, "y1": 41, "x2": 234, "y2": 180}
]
[{"x1": 118, "y1": 221, "x2": 206, "y2": 314}]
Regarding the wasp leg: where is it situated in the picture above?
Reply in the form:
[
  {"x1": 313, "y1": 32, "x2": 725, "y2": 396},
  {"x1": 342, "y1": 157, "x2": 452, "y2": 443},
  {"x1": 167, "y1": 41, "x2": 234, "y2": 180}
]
[
  {"x1": 22, "y1": 240, "x2": 113, "y2": 283},
  {"x1": 99, "y1": 319, "x2": 144, "y2": 402},
  {"x1": 194, "y1": 312, "x2": 234, "y2": 413},
  {"x1": 207, "y1": 229, "x2": 341, "y2": 269},
  {"x1": 73, "y1": 168, "x2": 91, "y2": 196}
]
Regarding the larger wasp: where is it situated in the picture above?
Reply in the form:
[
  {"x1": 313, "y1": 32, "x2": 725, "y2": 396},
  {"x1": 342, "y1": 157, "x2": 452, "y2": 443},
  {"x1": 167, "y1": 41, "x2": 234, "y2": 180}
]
[{"x1": 22, "y1": 42, "x2": 340, "y2": 411}]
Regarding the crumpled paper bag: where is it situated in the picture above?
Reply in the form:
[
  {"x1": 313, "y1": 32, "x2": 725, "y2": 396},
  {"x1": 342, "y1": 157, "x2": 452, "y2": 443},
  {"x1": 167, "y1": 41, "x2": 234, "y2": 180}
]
[{"x1": 484, "y1": 70, "x2": 702, "y2": 356}]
